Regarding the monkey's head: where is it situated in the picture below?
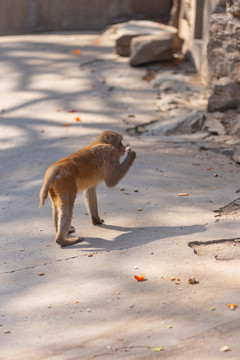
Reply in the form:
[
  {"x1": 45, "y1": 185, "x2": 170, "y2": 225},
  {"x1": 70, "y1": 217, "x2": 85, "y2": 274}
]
[{"x1": 97, "y1": 131, "x2": 126, "y2": 156}]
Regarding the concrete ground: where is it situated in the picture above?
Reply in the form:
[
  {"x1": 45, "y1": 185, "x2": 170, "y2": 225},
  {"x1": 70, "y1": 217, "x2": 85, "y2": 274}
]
[{"x1": 0, "y1": 31, "x2": 240, "y2": 360}]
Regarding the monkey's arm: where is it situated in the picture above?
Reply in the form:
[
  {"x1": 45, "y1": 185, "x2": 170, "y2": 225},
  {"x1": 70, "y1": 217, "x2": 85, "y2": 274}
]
[
  {"x1": 84, "y1": 187, "x2": 103, "y2": 225},
  {"x1": 105, "y1": 149, "x2": 136, "y2": 188}
]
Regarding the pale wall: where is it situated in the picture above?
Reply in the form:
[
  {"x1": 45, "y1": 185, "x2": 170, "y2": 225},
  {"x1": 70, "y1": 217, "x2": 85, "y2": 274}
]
[{"x1": 0, "y1": 0, "x2": 172, "y2": 35}]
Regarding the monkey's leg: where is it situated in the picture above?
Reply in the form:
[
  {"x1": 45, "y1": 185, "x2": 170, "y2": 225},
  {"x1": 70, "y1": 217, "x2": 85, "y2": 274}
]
[
  {"x1": 52, "y1": 203, "x2": 59, "y2": 232},
  {"x1": 84, "y1": 187, "x2": 104, "y2": 225},
  {"x1": 55, "y1": 199, "x2": 83, "y2": 247},
  {"x1": 50, "y1": 192, "x2": 74, "y2": 234}
]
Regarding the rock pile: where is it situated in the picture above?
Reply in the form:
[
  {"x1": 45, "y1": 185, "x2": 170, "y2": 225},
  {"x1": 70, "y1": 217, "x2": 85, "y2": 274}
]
[{"x1": 110, "y1": 20, "x2": 181, "y2": 66}]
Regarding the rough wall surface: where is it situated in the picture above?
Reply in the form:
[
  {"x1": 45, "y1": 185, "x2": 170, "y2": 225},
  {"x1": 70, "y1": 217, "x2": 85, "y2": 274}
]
[
  {"x1": 207, "y1": 2, "x2": 240, "y2": 84},
  {"x1": 0, "y1": 0, "x2": 172, "y2": 34}
]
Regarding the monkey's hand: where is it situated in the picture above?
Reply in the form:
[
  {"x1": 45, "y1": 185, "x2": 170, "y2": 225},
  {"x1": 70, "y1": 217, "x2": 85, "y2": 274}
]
[{"x1": 126, "y1": 147, "x2": 136, "y2": 159}]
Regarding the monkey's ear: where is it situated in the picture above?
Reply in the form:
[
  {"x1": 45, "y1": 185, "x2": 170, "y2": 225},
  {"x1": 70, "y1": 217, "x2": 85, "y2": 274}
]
[{"x1": 103, "y1": 134, "x2": 112, "y2": 143}]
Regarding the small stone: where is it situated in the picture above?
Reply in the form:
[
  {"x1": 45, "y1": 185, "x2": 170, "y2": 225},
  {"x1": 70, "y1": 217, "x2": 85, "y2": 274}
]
[
  {"x1": 88, "y1": 253, "x2": 93, "y2": 257},
  {"x1": 137, "y1": 208, "x2": 143, "y2": 211},
  {"x1": 38, "y1": 272, "x2": 45, "y2": 276},
  {"x1": 120, "y1": 187, "x2": 125, "y2": 191},
  {"x1": 220, "y1": 345, "x2": 230, "y2": 352},
  {"x1": 134, "y1": 188, "x2": 139, "y2": 192},
  {"x1": 4, "y1": 330, "x2": 11, "y2": 334},
  {"x1": 86, "y1": 308, "x2": 91, "y2": 312}
]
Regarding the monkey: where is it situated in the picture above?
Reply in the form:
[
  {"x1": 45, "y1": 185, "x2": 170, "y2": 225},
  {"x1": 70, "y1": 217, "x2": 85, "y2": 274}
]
[{"x1": 39, "y1": 131, "x2": 136, "y2": 247}]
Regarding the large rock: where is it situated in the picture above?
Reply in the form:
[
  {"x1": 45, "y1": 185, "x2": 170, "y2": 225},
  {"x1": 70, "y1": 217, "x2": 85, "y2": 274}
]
[
  {"x1": 208, "y1": 77, "x2": 240, "y2": 112},
  {"x1": 113, "y1": 20, "x2": 178, "y2": 56},
  {"x1": 227, "y1": 0, "x2": 240, "y2": 17},
  {"x1": 207, "y1": 13, "x2": 240, "y2": 84},
  {"x1": 129, "y1": 31, "x2": 181, "y2": 66},
  {"x1": 214, "y1": 0, "x2": 226, "y2": 13}
]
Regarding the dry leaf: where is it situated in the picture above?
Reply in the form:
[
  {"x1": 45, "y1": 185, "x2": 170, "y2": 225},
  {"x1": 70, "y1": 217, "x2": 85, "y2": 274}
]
[
  {"x1": 72, "y1": 49, "x2": 81, "y2": 55},
  {"x1": 134, "y1": 274, "x2": 145, "y2": 281},
  {"x1": 61, "y1": 123, "x2": 71, "y2": 127},
  {"x1": 178, "y1": 193, "x2": 189, "y2": 196},
  {"x1": 227, "y1": 304, "x2": 238, "y2": 309},
  {"x1": 153, "y1": 346, "x2": 163, "y2": 352},
  {"x1": 93, "y1": 38, "x2": 101, "y2": 45},
  {"x1": 188, "y1": 278, "x2": 199, "y2": 284}
]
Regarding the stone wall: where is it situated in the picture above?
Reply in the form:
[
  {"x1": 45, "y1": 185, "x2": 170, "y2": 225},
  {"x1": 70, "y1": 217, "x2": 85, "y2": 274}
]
[
  {"x1": 208, "y1": 0, "x2": 240, "y2": 84},
  {"x1": 0, "y1": 0, "x2": 172, "y2": 35}
]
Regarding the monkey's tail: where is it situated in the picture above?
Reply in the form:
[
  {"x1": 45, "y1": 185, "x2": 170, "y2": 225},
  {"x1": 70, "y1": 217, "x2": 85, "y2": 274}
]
[{"x1": 39, "y1": 165, "x2": 60, "y2": 208}]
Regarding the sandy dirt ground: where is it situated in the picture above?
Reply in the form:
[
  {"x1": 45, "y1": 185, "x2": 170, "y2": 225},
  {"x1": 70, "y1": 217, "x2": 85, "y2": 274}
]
[{"x1": 0, "y1": 31, "x2": 240, "y2": 360}]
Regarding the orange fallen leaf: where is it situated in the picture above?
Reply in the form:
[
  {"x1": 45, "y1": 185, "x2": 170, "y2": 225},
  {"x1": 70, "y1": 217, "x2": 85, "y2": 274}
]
[
  {"x1": 93, "y1": 38, "x2": 101, "y2": 45},
  {"x1": 72, "y1": 49, "x2": 81, "y2": 55},
  {"x1": 227, "y1": 304, "x2": 238, "y2": 308},
  {"x1": 75, "y1": 117, "x2": 81, "y2": 122},
  {"x1": 74, "y1": 300, "x2": 79, "y2": 304},
  {"x1": 206, "y1": 168, "x2": 211, "y2": 171},
  {"x1": 134, "y1": 274, "x2": 145, "y2": 281}
]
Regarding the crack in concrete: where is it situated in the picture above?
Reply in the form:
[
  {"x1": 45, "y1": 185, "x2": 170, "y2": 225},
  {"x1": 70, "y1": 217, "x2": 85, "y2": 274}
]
[{"x1": 2, "y1": 255, "x2": 80, "y2": 274}]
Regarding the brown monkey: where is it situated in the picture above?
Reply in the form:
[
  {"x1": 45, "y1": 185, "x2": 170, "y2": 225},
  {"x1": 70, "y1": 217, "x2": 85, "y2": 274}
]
[{"x1": 39, "y1": 131, "x2": 136, "y2": 247}]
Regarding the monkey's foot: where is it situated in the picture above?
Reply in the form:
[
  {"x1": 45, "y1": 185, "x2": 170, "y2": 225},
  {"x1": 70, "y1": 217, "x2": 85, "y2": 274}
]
[
  {"x1": 92, "y1": 216, "x2": 104, "y2": 225},
  {"x1": 56, "y1": 237, "x2": 84, "y2": 247},
  {"x1": 68, "y1": 225, "x2": 76, "y2": 234}
]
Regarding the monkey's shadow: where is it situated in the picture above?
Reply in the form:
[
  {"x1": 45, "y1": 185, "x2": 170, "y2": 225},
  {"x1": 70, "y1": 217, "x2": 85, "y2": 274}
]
[{"x1": 62, "y1": 224, "x2": 206, "y2": 252}]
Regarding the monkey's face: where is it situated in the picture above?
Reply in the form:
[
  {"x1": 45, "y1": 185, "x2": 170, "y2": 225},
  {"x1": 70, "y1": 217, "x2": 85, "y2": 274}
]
[
  {"x1": 115, "y1": 135, "x2": 126, "y2": 156},
  {"x1": 102, "y1": 132, "x2": 126, "y2": 156}
]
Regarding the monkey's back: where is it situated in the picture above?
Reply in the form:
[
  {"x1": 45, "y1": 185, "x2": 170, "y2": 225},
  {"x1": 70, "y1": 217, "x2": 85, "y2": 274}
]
[{"x1": 48, "y1": 143, "x2": 118, "y2": 192}]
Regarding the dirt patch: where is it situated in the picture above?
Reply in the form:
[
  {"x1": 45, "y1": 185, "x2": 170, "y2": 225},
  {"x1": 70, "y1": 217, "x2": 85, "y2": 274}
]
[{"x1": 189, "y1": 239, "x2": 240, "y2": 260}]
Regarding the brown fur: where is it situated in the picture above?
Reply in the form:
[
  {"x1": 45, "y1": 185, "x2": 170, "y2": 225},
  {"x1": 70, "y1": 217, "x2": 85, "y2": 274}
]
[{"x1": 39, "y1": 131, "x2": 136, "y2": 247}]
